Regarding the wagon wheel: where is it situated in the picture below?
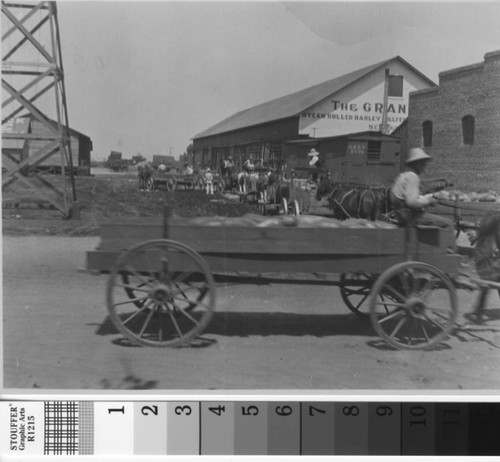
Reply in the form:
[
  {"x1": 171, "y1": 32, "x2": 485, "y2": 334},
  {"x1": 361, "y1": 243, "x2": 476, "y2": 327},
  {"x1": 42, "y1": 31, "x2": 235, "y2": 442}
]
[
  {"x1": 291, "y1": 199, "x2": 300, "y2": 216},
  {"x1": 146, "y1": 177, "x2": 154, "y2": 191},
  {"x1": 107, "y1": 239, "x2": 215, "y2": 347},
  {"x1": 120, "y1": 272, "x2": 208, "y2": 312},
  {"x1": 166, "y1": 177, "x2": 177, "y2": 192},
  {"x1": 369, "y1": 261, "x2": 458, "y2": 350},
  {"x1": 259, "y1": 191, "x2": 267, "y2": 216},
  {"x1": 280, "y1": 197, "x2": 288, "y2": 215},
  {"x1": 340, "y1": 272, "x2": 400, "y2": 318},
  {"x1": 339, "y1": 273, "x2": 375, "y2": 317}
]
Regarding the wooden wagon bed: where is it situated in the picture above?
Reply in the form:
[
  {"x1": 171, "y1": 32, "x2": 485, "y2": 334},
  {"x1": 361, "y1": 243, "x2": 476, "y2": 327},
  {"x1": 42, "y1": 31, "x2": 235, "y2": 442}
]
[
  {"x1": 85, "y1": 216, "x2": 466, "y2": 350},
  {"x1": 87, "y1": 221, "x2": 461, "y2": 276}
]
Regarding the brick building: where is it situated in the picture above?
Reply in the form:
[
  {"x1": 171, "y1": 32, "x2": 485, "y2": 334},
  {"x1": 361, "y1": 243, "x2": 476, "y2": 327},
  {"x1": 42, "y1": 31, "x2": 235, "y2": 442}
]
[{"x1": 407, "y1": 50, "x2": 500, "y2": 191}]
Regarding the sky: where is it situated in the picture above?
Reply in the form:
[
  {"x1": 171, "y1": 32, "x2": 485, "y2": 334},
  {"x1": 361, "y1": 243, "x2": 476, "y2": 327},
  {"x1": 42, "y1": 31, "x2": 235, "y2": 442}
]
[{"x1": 31, "y1": 1, "x2": 500, "y2": 160}]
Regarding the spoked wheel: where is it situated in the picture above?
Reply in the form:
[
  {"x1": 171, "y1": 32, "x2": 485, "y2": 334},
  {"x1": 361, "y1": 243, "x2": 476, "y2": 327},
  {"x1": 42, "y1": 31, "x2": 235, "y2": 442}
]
[
  {"x1": 121, "y1": 272, "x2": 208, "y2": 312},
  {"x1": 339, "y1": 272, "x2": 375, "y2": 317},
  {"x1": 107, "y1": 239, "x2": 216, "y2": 347},
  {"x1": 369, "y1": 261, "x2": 458, "y2": 350},
  {"x1": 146, "y1": 177, "x2": 154, "y2": 191},
  {"x1": 280, "y1": 197, "x2": 288, "y2": 215},
  {"x1": 258, "y1": 191, "x2": 267, "y2": 216},
  {"x1": 291, "y1": 199, "x2": 300, "y2": 216},
  {"x1": 166, "y1": 177, "x2": 177, "y2": 192}
]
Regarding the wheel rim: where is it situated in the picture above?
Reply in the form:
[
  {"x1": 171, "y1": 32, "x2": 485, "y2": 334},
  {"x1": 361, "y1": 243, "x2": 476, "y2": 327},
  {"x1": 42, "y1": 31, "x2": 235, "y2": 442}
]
[
  {"x1": 369, "y1": 261, "x2": 458, "y2": 350},
  {"x1": 292, "y1": 199, "x2": 300, "y2": 216},
  {"x1": 340, "y1": 272, "x2": 375, "y2": 317},
  {"x1": 107, "y1": 239, "x2": 215, "y2": 347},
  {"x1": 281, "y1": 197, "x2": 288, "y2": 215},
  {"x1": 167, "y1": 178, "x2": 176, "y2": 191}
]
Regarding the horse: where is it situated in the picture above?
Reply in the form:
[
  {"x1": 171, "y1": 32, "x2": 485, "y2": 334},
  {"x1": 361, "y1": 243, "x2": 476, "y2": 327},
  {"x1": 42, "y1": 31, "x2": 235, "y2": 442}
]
[
  {"x1": 237, "y1": 171, "x2": 250, "y2": 194},
  {"x1": 466, "y1": 210, "x2": 500, "y2": 323},
  {"x1": 137, "y1": 162, "x2": 153, "y2": 190},
  {"x1": 316, "y1": 178, "x2": 383, "y2": 221}
]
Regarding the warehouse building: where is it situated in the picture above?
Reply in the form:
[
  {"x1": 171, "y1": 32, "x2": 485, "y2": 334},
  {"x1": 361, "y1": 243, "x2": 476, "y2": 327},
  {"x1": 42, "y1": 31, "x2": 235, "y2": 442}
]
[
  {"x1": 407, "y1": 50, "x2": 500, "y2": 191},
  {"x1": 192, "y1": 55, "x2": 435, "y2": 182}
]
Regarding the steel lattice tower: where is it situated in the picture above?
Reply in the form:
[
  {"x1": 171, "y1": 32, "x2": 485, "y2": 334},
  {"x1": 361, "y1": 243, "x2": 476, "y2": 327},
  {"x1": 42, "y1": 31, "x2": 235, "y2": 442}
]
[{"x1": 2, "y1": 0, "x2": 77, "y2": 218}]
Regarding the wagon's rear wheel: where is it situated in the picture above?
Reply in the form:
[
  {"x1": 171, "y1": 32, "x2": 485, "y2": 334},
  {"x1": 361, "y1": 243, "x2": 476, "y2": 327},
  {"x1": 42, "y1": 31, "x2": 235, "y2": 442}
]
[
  {"x1": 291, "y1": 199, "x2": 300, "y2": 216},
  {"x1": 369, "y1": 261, "x2": 458, "y2": 350},
  {"x1": 107, "y1": 239, "x2": 215, "y2": 347}
]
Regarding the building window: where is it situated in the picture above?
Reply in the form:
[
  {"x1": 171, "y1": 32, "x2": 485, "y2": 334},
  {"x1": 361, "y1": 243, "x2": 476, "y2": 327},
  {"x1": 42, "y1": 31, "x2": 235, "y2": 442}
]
[
  {"x1": 422, "y1": 120, "x2": 433, "y2": 147},
  {"x1": 388, "y1": 75, "x2": 404, "y2": 97},
  {"x1": 462, "y1": 115, "x2": 475, "y2": 145},
  {"x1": 367, "y1": 140, "x2": 381, "y2": 163}
]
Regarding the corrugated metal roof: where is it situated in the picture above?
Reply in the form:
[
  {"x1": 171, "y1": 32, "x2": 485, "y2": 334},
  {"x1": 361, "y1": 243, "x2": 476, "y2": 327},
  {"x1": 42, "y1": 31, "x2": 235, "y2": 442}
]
[{"x1": 194, "y1": 56, "x2": 434, "y2": 140}]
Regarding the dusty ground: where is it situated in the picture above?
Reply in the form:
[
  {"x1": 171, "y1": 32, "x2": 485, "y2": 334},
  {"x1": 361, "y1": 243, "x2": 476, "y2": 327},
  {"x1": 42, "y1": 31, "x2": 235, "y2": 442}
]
[
  {"x1": 2, "y1": 169, "x2": 257, "y2": 237},
  {"x1": 3, "y1": 170, "x2": 500, "y2": 391},
  {"x1": 3, "y1": 236, "x2": 500, "y2": 391}
]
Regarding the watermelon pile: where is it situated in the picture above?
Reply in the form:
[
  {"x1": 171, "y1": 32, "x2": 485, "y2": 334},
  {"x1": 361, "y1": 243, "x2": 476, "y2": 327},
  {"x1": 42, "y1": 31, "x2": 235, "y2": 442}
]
[
  {"x1": 433, "y1": 189, "x2": 499, "y2": 203},
  {"x1": 188, "y1": 214, "x2": 398, "y2": 229}
]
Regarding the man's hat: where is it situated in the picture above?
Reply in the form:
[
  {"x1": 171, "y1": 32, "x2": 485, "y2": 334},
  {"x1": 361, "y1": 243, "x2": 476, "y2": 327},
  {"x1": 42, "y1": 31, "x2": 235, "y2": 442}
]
[
  {"x1": 308, "y1": 148, "x2": 320, "y2": 157},
  {"x1": 406, "y1": 147, "x2": 432, "y2": 164}
]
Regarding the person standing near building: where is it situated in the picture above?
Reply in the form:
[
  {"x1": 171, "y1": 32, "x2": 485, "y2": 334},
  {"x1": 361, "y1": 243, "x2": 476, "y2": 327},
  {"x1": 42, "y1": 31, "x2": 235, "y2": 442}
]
[
  {"x1": 390, "y1": 147, "x2": 452, "y2": 229},
  {"x1": 205, "y1": 168, "x2": 214, "y2": 195},
  {"x1": 308, "y1": 148, "x2": 320, "y2": 167},
  {"x1": 308, "y1": 148, "x2": 325, "y2": 181}
]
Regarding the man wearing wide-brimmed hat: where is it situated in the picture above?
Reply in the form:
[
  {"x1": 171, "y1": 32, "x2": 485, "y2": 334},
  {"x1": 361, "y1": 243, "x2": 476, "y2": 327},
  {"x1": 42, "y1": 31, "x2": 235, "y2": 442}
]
[
  {"x1": 390, "y1": 147, "x2": 452, "y2": 228},
  {"x1": 308, "y1": 148, "x2": 326, "y2": 181},
  {"x1": 308, "y1": 148, "x2": 320, "y2": 166}
]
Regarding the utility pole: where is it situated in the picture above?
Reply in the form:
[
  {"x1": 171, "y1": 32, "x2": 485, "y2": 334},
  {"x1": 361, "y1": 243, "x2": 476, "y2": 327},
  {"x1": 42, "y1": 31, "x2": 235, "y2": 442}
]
[
  {"x1": 379, "y1": 68, "x2": 391, "y2": 135},
  {"x1": 2, "y1": 1, "x2": 78, "y2": 218}
]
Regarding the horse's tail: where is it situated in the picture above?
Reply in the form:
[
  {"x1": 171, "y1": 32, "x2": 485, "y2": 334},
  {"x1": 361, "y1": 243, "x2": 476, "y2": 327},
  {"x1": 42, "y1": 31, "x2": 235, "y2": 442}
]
[{"x1": 358, "y1": 189, "x2": 379, "y2": 221}]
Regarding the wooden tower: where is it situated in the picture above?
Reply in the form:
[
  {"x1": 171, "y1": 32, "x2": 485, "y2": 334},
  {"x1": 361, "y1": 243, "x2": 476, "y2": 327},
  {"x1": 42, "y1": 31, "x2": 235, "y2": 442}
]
[{"x1": 2, "y1": 1, "x2": 77, "y2": 218}]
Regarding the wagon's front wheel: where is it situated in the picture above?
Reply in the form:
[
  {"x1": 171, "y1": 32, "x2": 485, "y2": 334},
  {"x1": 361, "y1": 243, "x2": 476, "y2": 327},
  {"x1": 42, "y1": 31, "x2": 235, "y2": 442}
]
[
  {"x1": 340, "y1": 272, "x2": 374, "y2": 318},
  {"x1": 107, "y1": 239, "x2": 215, "y2": 347},
  {"x1": 369, "y1": 261, "x2": 458, "y2": 350}
]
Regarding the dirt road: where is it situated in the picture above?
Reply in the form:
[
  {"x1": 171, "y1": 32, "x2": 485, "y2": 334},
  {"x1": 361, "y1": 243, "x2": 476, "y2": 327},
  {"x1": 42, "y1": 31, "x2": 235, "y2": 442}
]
[{"x1": 3, "y1": 236, "x2": 500, "y2": 391}]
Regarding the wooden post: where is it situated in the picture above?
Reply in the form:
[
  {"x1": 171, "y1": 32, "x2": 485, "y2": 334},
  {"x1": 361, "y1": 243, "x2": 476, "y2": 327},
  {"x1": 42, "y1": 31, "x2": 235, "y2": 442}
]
[{"x1": 380, "y1": 69, "x2": 390, "y2": 134}]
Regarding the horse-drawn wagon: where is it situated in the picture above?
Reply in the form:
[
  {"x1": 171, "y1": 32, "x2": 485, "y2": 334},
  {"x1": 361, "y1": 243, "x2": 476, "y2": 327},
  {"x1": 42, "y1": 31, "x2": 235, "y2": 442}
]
[
  {"x1": 149, "y1": 171, "x2": 198, "y2": 191},
  {"x1": 258, "y1": 166, "x2": 327, "y2": 216},
  {"x1": 85, "y1": 208, "x2": 481, "y2": 350}
]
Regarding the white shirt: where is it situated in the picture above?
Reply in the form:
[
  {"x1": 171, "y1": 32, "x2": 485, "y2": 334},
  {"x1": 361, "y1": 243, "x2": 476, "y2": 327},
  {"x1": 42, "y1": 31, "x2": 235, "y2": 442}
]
[
  {"x1": 309, "y1": 156, "x2": 319, "y2": 167},
  {"x1": 391, "y1": 171, "x2": 433, "y2": 208}
]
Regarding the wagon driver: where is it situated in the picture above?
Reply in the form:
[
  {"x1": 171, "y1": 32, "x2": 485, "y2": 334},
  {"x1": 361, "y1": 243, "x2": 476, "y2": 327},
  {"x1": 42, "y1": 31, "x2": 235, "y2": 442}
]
[{"x1": 390, "y1": 147, "x2": 453, "y2": 229}]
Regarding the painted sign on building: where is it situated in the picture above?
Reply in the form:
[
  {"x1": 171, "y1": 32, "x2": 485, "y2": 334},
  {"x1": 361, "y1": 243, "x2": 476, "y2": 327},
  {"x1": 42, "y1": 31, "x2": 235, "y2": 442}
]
[{"x1": 299, "y1": 68, "x2": 423, "y2": 138}]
